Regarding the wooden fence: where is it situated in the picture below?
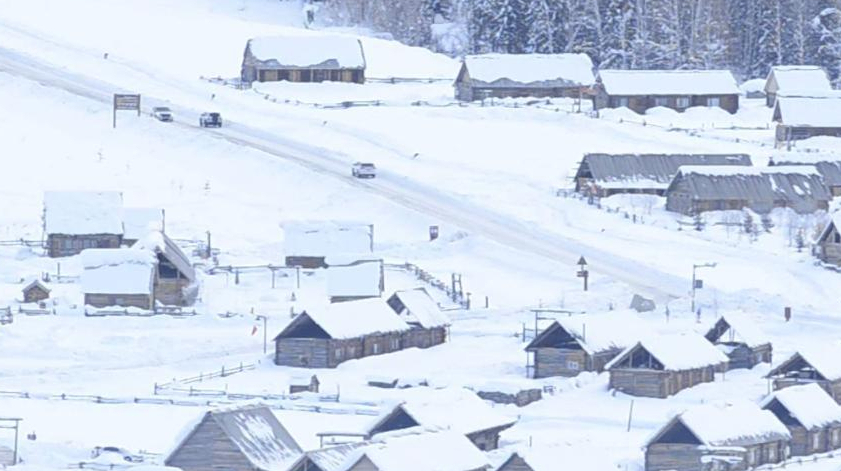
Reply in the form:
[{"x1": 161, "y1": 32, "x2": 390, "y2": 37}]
[
  {"x1": 384, "y1": 262, "x2": 468, "y2": 308},
  {"x1": 84, "y1": 308, "x2": 197, "y2": 318},
  {"x1": 154, "y1": 363, "x2": 256, "y2": 389}
]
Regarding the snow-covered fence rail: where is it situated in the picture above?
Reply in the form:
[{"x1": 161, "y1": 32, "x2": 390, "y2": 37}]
[
  {"x1": 154, "y1": 363, "x2": 256, "y2": 389},
  {"x1": 17, "y1": 306, "x2": 54, "y2": 316},
  {"x1": 366, "y1": 77, "x2": 452, "y2": 84},
  {"x1": 154, "y1": 384, "x2": 346, "y2": 405},
  {"x1": 83, "y1": 308, "x2": 197, "y2": 317},
  {"x1": 0, "y1": 239, "x2": 43, "y2": 248}
]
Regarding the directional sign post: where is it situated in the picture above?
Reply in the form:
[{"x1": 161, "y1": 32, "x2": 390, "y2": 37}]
[
  {"x1": 576, "y1": 256, "x2": 589, "y2": 292},
  {"x1": 113, "y1": 93, "x2": 141, "y2": 128}
]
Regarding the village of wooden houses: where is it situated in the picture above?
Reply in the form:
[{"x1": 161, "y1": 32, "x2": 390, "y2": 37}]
[{"x1": 6, "y1": 2, "x2": 841, "y2": 471}]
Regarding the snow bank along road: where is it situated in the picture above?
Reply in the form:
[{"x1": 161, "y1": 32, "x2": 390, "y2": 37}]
[{"x1": 0, "y1": 44, "x2": 688, "y2": 300}]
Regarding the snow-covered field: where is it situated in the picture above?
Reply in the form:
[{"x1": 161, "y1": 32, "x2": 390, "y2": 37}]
[{"x1": 2, "y1": 1, "x2": 841, "y2": 471}]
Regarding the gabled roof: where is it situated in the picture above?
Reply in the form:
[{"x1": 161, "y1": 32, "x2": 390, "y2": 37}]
[
  {"x1": 760, "y1": 383, "x2": 841, "y2": 430},
  {"x1": 290, "y1": 442, "x2": 368, "y2": 471},
  {"x1": 346, "y1": 428, "x2": 489, "y2": 471},
  {"x1": 577, "y1": 153, "x2": 752, "y2": 191},
  {"x1": 525, "y1": 312, "x2": 643, "y2": 355},
  {"x1": 647, "y1": 401, "x2": 790, "y2": 448},
  {"x1": 326, "y1": 259, "x2": 383, "y2": 299},
  {"x1": 461, "y1": 53, "x2": 594, "y2": 87},
  {"x1": 773, "y1": 159, "x2": 841, "y2": 187},
  {"x1": 598, "y1": 70, "x2": 740, "y2": 96},
  {"x1": 132, "y1": 231, "x2": 196, "y2": 282},
  {"x1": 767, "y1": 66, "x2": 831, "y2": 93},
  {"x1": 80, "y1": 249, "x2": 156, "y2": 295},
  {"x1": 166, "y1": 405, "x2": 303, "y2": 471},
  {"x1": 283, "y1": 221, "x2": 373, "y2": 258},
  {"x1": 605, "y1": 333, "x2": 728, "y2": 371},
  {"x1": 22, "y1": 279, "x2": 50, "y2": 294},
  {"x1": 817, "y1": 212, "x2": 841, "y2": 244},
  {"x1": 767, "y1": 345, "x2": 841, "y2": 381},
  {"x1": 388, "y1": 288, "x2": 449, "y2": 328},
  {"x1": 704, "y1": 314, "x2": 770, "y2": 348},
  {"x1": 275, "y1": 298, "x2": 410, "y2": 340},
  {"x1": 43, "y1": 191, "x2": 123, "y2": 235},
  {"x1": 773, "y1": 96, "x2": 841, "y2": 127},
  {"x1": 123, "y1": 208, "x2": 163, "y2": 241},
  {"x1": 494, "y1": 445, "x2": 616, "y2": 471},
  {"x1": 246, "y1": 35, "x2": 366, "y2": 69}
]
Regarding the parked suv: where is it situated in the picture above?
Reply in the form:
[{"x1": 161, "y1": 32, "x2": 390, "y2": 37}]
[
  {"x1": 199, "y1": 112, "x2": 222, "y2": 128},
  {"x1": 352, "y1": 162, "x2": 377, "y2": 178},
  {"x1": 151, "y1": 106, "x2": 173, "y2": 122}
]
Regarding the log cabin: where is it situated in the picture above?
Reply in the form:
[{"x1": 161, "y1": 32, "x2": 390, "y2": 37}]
[
  {"x1": 773, "y1": 159, "x2": 841, "y2": 196},
  {"x1": 816, "y1": 215, "x2": 841, "y2": 266},
  {"x1": 283, "y1": 221, "x2": 374, "y2": 269},
  {"x1": 765, "y1": 66, "x2": 831, "y2": 107},
  {"x1": 387, "y1": 288, "x2": 449, "y2": 348},
  {"x1": 594, "y1": 70, "x2": 740, "y2": 114},
  {"x1": 80, "y1": 248, "x2": 156, "y2": 310},
  {"x1": 288, "y1": 442, "x2": 368, "y2": 471},
  {"x1": 760, "y1": 383, "x2": 841, "y2": 456},
  {"x1": 132, "y1": 231, "x2": 197, "y2": 306},
  {"x1": 22, "y1": 280, "x2": 50, "y2": 304},
  {"x1": 766, "y1": 346, "x2": 841, "y2": 403},
  {"x1": 341, "y1": 428, "x2": 489, "y2": 471},
  {"x1": 773, "y1": 95, "x2": 841, "y2": 148},
  {"x1": 43, "y1": 191, "x2": 123, "y2": 258},
  {"x1": 704, "y1": 315, "x2": 772, "y2": 370},
  {"x1": 326, "y1": 258, "x2": 384, "y2": 303},
  {"x1": 241, "y1": 35, "x2": 366, "y2": 85}
]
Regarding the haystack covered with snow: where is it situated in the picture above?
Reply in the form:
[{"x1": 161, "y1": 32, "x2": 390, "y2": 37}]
[
  {"x1": 43, "y1": 191, "x2": 124, "y2": 257},
  {"x1": 283, "y1": 221, "x2": 373, "y2": 269},
  {"x1": 454, "y1": 53, "x2": 594, "y2": 101},
  {"x1": 165, "y1": 404, "x2": 303, "y2": 471},
  {"x1": 765, "y1": 66, "x2": 832, "y2": 107},
  {"x1": 80, "y1": 248, "x2": 156, "y2": 310},
  {"x1": 242, "y1": 35, "x2": 366, "y2": 84}
]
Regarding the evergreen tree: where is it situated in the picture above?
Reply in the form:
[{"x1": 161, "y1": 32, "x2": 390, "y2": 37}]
[
  {"x1": 566, "y1": 0, "x2": 601, "y2": 63},
  {"x1": 809, "y1": 7, "x2": 841, "y2": 85},
  {"x1": 752, "y1": 0, "x2": 783, "y2": 78},
  {"x1": 527, "y1": 0, "x2": 569, "y2": 53}
]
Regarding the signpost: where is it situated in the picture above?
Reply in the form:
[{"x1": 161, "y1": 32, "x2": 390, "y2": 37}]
[
  {"x1": 690, "y1": 262, "x2": 717, "y2": 314},
  {"x1": 576, "y1": 256, "x2": 589, "y2": 291},
  {"x1": 113, "y1": 93, "x2": 141, "y2": 128},
  {"x1": 429, "y1": 225, "x2": 439, "y2": 241}
]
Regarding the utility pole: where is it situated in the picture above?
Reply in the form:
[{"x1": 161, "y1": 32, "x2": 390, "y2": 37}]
[
  {"x1": 691, "y1": 262, "x2": 717, "y2": 313},
  {"x1": 256, "y1": 315, "x2": 268, "y2": 354}
]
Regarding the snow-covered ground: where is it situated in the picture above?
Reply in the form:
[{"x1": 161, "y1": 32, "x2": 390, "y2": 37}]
[{"x1": 2, "y1": 1, "x2": 841, "y2": 471}]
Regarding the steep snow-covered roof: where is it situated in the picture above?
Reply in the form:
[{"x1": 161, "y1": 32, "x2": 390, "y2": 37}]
[
  {"x1": 389, "y1": 289, "x2": 449, "y2": 328},
  {"x1": 760, "y1": 383, "x2": 841, "y2": 430},
  {"x1": 526, "y1": 312, "x2": 644, "y2": 355},
  {"x1": 166, "y1": 405, "x2": 302, "y2": 471},
  {"x1": 651, "y1": 401, "x2": 790, "y2": 447},
  {"x1": 277, "y1": 298, "x2": 410, "y2": 340},
  {"x1": 598, "y1": 69, "x2": 740, "y2": 96},
  {"x1": 283, "y1": 221, "x2": 373, "y2": 258},
  {"x1": 327, "y1": 260, "x2": 382, "y2": 299},
  {"x1": 704, "y1": 314, "x2": 769, "y2": 348},
  {"x1": 606, "y1": 333, "x2": 728, "y2": 371},
  {"x1": 123, "y1": 208, "x2": 163, "y2": 241},
  {"x1": 295, "y1": 442, "x2": 368, "y2": 471},
  {"x1": 43, "y1": 191, "x2": 123, "y2": 235},
  {"x1": 773, "y1": 159, "x2": 841, "y2": 187},
  {"x1": 462, "y1": 53, "x2": 594, "y2": 86},
  {"x1": 80, "y1": 249, "x2": 156, "y2": 295},
  {"x1": 768, "y1": 345, "x2": 841, "y2": 381},
  {"x1": 767, "y1": 66, "x2": 831, "y2": 93},
  {"x1": 347, "y1": 429, "x2": 489, "y2": 471},
  {"x1": 773, "y1": 96, "x2": 841, "y2": 127},
  {"x1": 132, "y1": 231, "x2": 196, "y2": 282},
  {"x1": 247, "y1": 35, "x2": 365, "y2": 69}
]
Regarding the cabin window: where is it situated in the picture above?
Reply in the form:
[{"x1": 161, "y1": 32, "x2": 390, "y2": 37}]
[
  {"x1": 391, "y1": 338, "x2": 400, "y2": 349},
  {"x1": 616, "y1": 97, "x2": 629, "y2": 108},
  {"x1": 768, "y1": 444, "x2": 777, "y2": 461},
  {"x1": 747, "y1": 448, "x2": 758, "y2": 465},
  {"x1": 707, "y1": 97, "x2": 721, "y2": 108},
  {"x1": 812, "y1": 432, "x2": 821, "y2": 450},
  {"x1": 334, "y1": 349, "x2": 342, "y2": 360},
  {"x1": 114, "y1": 297, "x2": 125, "y2": 305},
  {"x1": 348, "y1": 346, "x2": 356, "y2": 357},
  {"x1": 676, "y1": 97, "x2": 690, "y2": 109},
  {"x1": 373, "y1": 343, "x2": 380, "y2": 354},
  {"x1": 832, "y1": 429, "x2": 840, "y2": 446},
  {"x1": 567, "y1": 360, "x2": 580, "y2": 371},
  {"x1": 834, "y1": 232, "x2": 840, "y2": 244},
  {"x1": 654, "y1": 97, "x2": 669, "y2": 107}
]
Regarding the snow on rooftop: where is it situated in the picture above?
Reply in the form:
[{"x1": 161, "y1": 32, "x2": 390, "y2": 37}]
[
  {"x1": 302, "y1": 442, "x2": 368, "y2": 471},
  {"x1": 283, "y1": 221, "x2": 373, "y2": 258},
  {"x1": 669, "y1": 401, "x2": 790, "y2": 447},
  {"x1": 248, "y1": 35, "x2": 365, "y2": 69},
  {"x1": 705, "y1": 314, "x2": 769, "y2": 348},
  {"x1": 391, "y1": 289, "x2": 449, "y2": 328},
  {"x1": 677, "y1": 165, "x2": 820, "y2": 177},
  {"x1": 768, "y1": 66, "x2": 832, "y2": 93},
  {"x1": 760, "y1": 383, "x2": 841, "y2": 430},
  {"x1": 773, "y1": 344, "x2": 841, "y2": 381},
  {"x1": 607, "y1": 332, "x2": 728, "y2": 371},
  {"x1": 740, "y1": 78, "x2": 766, "y2": 94},
  {"x1": 327, "y1": 260, "x2": 382, "y2": 299},
  {"x1": 354, "y1": 429, "x2": 489, "y2": 471},
  {"x1": 598, "y1": 69, "x2": 740, "y2": 96},
  {"x1": 551, "y1": 311, "x2": 645, "y2": 355},
  {"x1": 774, "y1": 96, "x2": 841, "y2": 127},
  {"x1": 463, "y1": 53, "x2": 594, "y2": 86},
  {"x1": 43, "y1": 191, "x2": 123, "y2": 235},
  {"x1": 80, "y1": 249, "x2": 156, "y2": 295},
  {"x1": 123, "y1": 207, "x2": 163, "y2": 241},
  {"x1": 291, "y1": 298, "x2": 410, "y2": 340}
]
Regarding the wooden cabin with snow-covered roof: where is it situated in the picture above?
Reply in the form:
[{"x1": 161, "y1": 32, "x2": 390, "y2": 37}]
[
  {"x1": 386, "y1": 288, "x2": 448, "y2": 348},
  {"x1": 43, "y1": 191, "x2": 124, "y2": 258},
  {"x1": 342, "y1": 429, "x2": 490, "y2": 471},
  {"x1": 645, "y1": 402, "x2": 790, "y2": 471},
  {"x1": 241, "y1": 35, "x2": 366, "y2": 85},
  {"x1": 165, "y1": 404, "x2": 303, "y2": 471},
  {"x1": 80, "y1": 248, "x2": 157, "y2": 310},
  {"x1": 594, "y1": 70, "x2": 740, "y2": 114},
  {"x1": 760, "y1": 383, "x2": 841, "y2": 456},
  {"x1": 766, "y1": 346, "x2": 841, "y2": 403},
  {"x1": 132, "y1": 231, "x2": 197, "y2": 306},
  {"x1": 525, "y1": 312, "x2": 643, "y2": 378},
  {"x1": 704, "y1": 315, "x2": 772, "y2": 370},
  {"x1": 282, "y1": 221, "x2": 374, "y2": 269},
  {"x1": 765, "y1": 66, "x2": 832, "y2": 107},
  {"x1": 816, "y1": 214, "x2": 841, "y2": 266},
  {"x1": 606, "y1": 334, "x2": 728, "y2": 398},
  {"x1": 773, "y1": 96, "x2": 841, "y2": 147}
]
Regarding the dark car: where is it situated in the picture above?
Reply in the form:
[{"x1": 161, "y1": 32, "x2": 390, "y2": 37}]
[{"x1": 199, "y1": 112, "x2": 222, "y2": 128}]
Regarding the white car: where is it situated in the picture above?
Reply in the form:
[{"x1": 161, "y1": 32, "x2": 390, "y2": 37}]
[
  {"x1": 151, "y1": 106, "x2": 173, "y2": 122},
  {"x1": 352, "y1": 162, "x2": 377, "y2": 178},
  {"x1": 91, "y1": 446, "x2": 143, "y2": 463}
]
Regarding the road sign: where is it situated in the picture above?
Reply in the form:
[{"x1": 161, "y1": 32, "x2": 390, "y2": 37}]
[
  {"x1": 694, "y1": 279, "x2": 703, "y2": 289},
  {"x1": 113, "y1": 93, "x2": 141, "y2": 128},
  {"x1": 577, "y1": 256, "x2": 587, "y2": 266},
  {"x1": 576, "y1": 270, "x2": 588, "y2": 277},
  {"x1": 429, "y1": 225, "x2": 439, "y2": 241}
]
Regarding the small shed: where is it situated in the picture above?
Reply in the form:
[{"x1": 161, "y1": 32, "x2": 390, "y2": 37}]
[
  {"x1": 816, "y1": 214, "x2": 841, "y2": 266},
  {"x1": 326, "y1": 259, "x2": 384, "y2": 303},
  {"x1": 386, "y1": 288, "x2": 449, "y2": 348},
  {"x1": 594, "y1": 70, "x2": 740, "y2": 114},
  {"x1": 574, "y1": 153, "x2": 752, "y2": 197},
  {"x1": 765, "y1": 66, "x2": 831, "y2": 107},
  {"x1": 645, "y1": 402, "x2": 790, "y2": 471},
  {"x1": 165, "y1": 404, "x2": 303, "y2": 471},
  {"x1": 241, "y1": 35, "x2": 366, "y2": 85},
  {"x1": 80, "y1": 248, "x2": 156, "y2": 310},
  {"x1": 43, "y1": 191, "x2": 124, "y2": 258},
  {"x1": 132, "y1": 231, "x2": 197, "y2": 306},
  {"x1": 454, "y1": 53, "x2": 595, "y2": 102},
  {"x1": 122, "y1": 208, "x2": 164, "y2": 246},
  {"x1": 665, "y1": 165, "x2": 831, "y2": 215},
  {"x1": 766, "y1": 346, "x2": 841, "y2": 403},
  {"x1": 342, "y1": 429, "x2": 490, "y2": 471},
  {"x1": 273, "y1": 298, "x2": 411, "y2": 368},
  {"x1": 525, "y1": 312, "x2": 643, "y2": 378},
  {"x1": 283, "y1": 221, "x2": 373, "y2": 269},
  {"x1": 364, "y1": 389, "x2": 515, "y2": 451},
  {"x1": 703, "y1": 315, "x2": 772, "y2": 370},
  {"x1": 773, "y1": 96, "x2": 841, "y2": 147},
  {"x1": 22, "y1": 279, "x2": 50, "y2": 303},
  {"x1": 606, "y1": 334, "x2": 728, "y2": 398},
  {"x1": 760, "y1": 383, "x2": 841, "y2": 456}
]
